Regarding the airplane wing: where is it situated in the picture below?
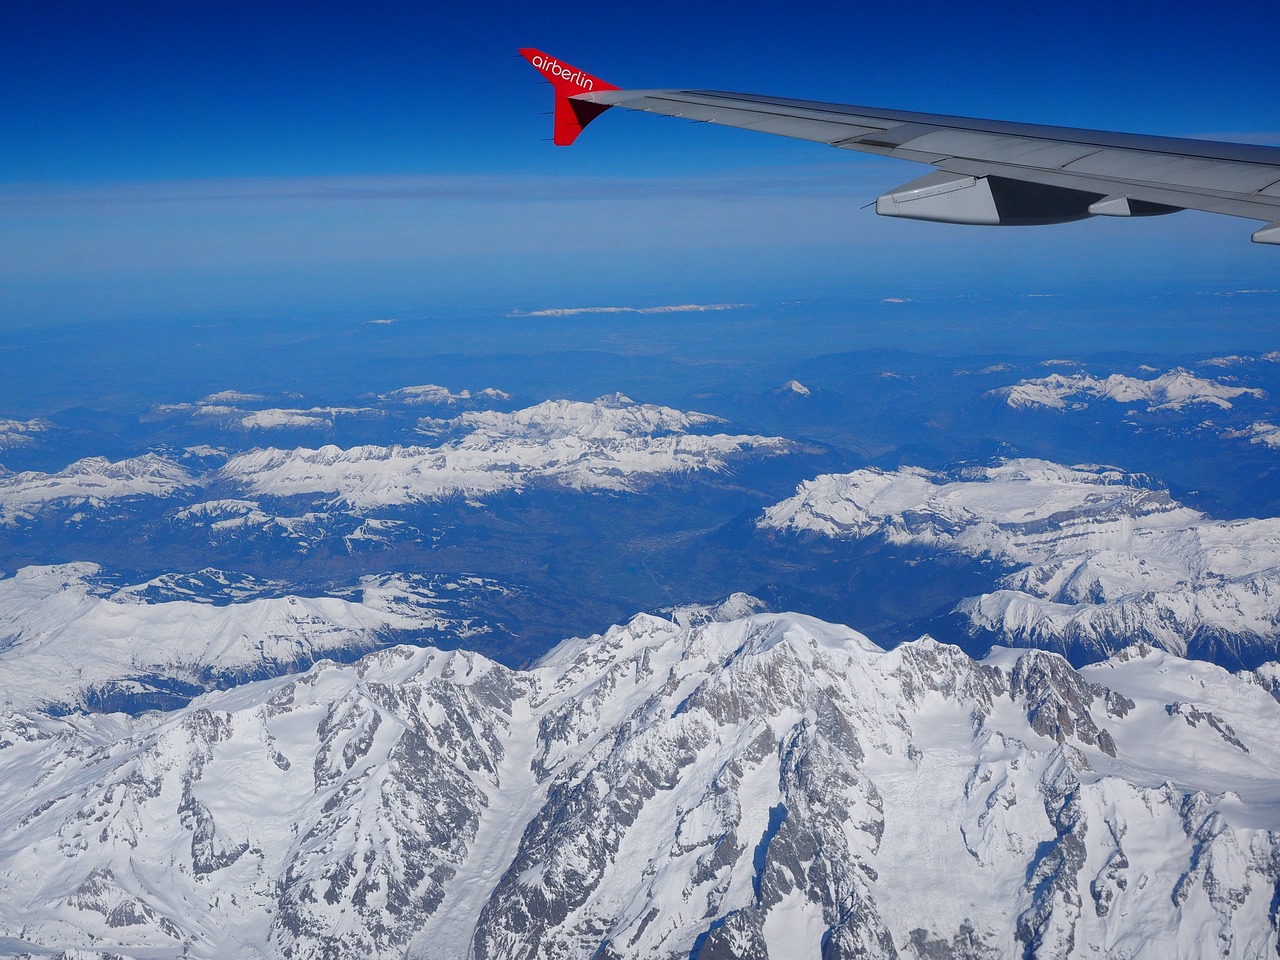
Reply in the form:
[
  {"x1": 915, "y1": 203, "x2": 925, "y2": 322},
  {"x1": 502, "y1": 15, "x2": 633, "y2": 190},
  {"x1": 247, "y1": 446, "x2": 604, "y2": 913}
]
[{"x1": 520, "y1": 48, "x2": 1280, "y2": 245}]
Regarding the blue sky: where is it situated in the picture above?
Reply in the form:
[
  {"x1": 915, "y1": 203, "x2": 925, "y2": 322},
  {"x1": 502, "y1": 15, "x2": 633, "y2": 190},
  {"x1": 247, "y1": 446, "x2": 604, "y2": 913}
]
[{"x1": 2, "y1": 0, "x2": 1278, "y2": 330}]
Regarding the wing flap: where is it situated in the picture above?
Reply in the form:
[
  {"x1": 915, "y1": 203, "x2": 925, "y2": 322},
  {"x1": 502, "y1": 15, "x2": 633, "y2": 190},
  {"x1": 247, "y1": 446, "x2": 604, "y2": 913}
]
[{"x1": 1061, "y1": 150, "x2": 1280, "y2": 194}]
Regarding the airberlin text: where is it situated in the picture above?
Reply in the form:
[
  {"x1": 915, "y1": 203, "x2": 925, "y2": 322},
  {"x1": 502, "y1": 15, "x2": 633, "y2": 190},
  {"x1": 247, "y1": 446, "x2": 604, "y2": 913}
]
[{"x1": 532, "y1": 55, "x2": 595, "y2": 91}]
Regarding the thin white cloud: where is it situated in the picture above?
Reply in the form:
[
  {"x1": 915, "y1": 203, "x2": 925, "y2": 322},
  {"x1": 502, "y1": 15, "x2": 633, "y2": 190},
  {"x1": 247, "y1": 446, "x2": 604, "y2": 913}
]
[{"x1": 508, "y1": 303, "x2": 749, "y2": 318}]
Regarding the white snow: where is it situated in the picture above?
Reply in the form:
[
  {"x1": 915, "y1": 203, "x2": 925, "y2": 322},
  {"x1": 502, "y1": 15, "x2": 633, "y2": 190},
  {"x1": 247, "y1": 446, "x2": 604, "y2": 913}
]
[
  {"x1": 378, "y1": 384, "x2": 510, "y2": 405},
  {"x1": 0, "y1": 564, "x2": 502, "y2": 711},
  {"x1": 201, "y1": 390, "x2": 267, "y2": 403},
  {"x1": 238, "y1": 407, "x2": 375, "y2": 430},
  {"x1": 994, "y1": 368, "x2": 1266, "y2": 411},
  {"x1": 1224, "y1": 420, "x2": 1280, "y2": 448},
  {"x1": 3, "y1": 604, "x2": 1279, "y2": 958},
  {"x1": 0, "y1": 454, "x2": 195, "y2": 525},
  {"x1": 220, "y1": 395, "x2": 791, "y2": 508},
  {"x1": 1197, "y1": 355, "x2": 1255, "y2": 367},
  {"x1": 0, "y1": 417, "x2": 51, "y2": 450},
  {"x1": 760, "y1": 459, "x2": 1280, "y2": 655}
]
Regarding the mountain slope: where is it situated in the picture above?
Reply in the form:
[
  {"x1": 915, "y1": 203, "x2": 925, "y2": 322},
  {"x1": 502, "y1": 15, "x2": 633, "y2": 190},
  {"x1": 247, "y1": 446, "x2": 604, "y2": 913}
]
[
  {"x1": 0, "y1": 563, "x2": 517, "y2": 713},
  {"x1": 2, "y1": 602, "x2": 1279, "y2": 959},
  {"x1": 760, "y1": 459, "x2": 1280, "y2": 664}
]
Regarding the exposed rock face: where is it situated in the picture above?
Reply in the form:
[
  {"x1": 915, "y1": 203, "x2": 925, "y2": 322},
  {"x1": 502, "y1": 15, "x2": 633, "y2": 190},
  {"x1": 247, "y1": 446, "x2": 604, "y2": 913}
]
[{"x1": 2, "y1": 602, "x2": 1279, "y2": 959}]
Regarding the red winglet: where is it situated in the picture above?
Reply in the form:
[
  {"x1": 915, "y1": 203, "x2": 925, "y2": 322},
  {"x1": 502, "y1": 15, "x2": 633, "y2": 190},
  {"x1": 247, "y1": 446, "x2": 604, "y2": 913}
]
[{"x1": 520, "y1": 48, "x2": 619, "y2": 146}]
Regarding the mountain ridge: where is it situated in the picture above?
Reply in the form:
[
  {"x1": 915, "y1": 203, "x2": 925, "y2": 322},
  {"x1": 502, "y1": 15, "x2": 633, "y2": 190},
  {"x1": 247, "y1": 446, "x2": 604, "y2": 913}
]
[{"x1": 3, "y1": 600, "x2": 1278, "y2": 959}]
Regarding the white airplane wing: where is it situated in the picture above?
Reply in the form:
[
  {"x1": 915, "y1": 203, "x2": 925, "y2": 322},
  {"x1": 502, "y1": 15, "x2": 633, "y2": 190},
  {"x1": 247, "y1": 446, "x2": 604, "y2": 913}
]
[{"x1": 521, "y1": 48, "x2": 1280, "y2": 245}]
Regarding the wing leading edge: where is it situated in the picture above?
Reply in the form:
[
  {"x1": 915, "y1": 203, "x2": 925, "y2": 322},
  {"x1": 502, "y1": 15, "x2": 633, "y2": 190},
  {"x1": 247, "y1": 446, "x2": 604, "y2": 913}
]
[{"x1": 520, "y1": 49, "x2": 1280, "y2": 245}]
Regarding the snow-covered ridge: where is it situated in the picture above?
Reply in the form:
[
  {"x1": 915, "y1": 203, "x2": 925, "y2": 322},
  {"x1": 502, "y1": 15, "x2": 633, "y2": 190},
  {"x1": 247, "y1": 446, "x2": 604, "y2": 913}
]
[
  {"x1": 201, "y1": 390, "x2": 268, "y2": 404},
  {"x1": 1197, "y1": 354, "x2": 1259, "y2": 367},
  {"x1": 2, "y1": 603, "x2": 1279, "y2": 958},
  {"x1": 0, "y1": 563, "x2": 514, "y2": 712},
  {"x1": 422, "y1": 393, "x2": 724, "y2": 440},
  {"x1": 380, "y1": 384, "x2": 510, "y2": 405},
  {"x1": 0, "y1": 453, "x2": 195, "y2": 525},
  {"x1": 5, "y1": 396, "x2": 790, "y2": 521},
  {"x1": 149, "y1": 381, "x2": 513, "y2": 430},
  {"x1": 0, "y1": 416, "x2": 51, "y2": 450},
  {"x1": 993, "y1": 367, "x2": 1266, "y2": 411},
  {"x1": 1224, "y1": 420, "x2": 1280, "y2": 448},
  {"x1": 239, "y1": 407, "x2": 378, "y2": 430},
  {"x1": 220, "y1": 395, "x2": 791, "y2": 508},
  {"x1": 170, "y1": 497, "x2": 335, "y2": 542},
  {"x1": 760, "y1": 458, "x2": 1280, "y2": 661},
  {"x1": 155, "y1": 402, "x2": 380, "y2": 430}
]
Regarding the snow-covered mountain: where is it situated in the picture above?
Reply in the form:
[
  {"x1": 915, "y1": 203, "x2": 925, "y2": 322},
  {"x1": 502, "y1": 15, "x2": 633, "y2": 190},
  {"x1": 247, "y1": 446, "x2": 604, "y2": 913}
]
[
  {"x1": 169, "y1": 497, "x2": 339, "y2": 547},
  {"x1": 1225, "y1": 420, "x2": 1280, "y2": 448},
  {"x1": 419, "y1": 393, "x2": 723, "y2": 440},
  {"x1": 150, "y1": 400, "x2": 388, "y2": 432},
  {"x1": 0, "y1": 563, "x2": 518, "y2": 713},
  {"x1": 0, "y1": 395, "x2": 791, "y2": 528},
  {"x1": 0, "y1": 454, "x2": 195, "y2": 525},
  {"x1": 218, "y1": 395, "x2": 791, "y2": 508},
  {"x1": 991, "y1": 367, "x2": 1267, "y2": 411},
  {"x1": 380, "y1": 384, "x2": 511, "y2": 405},
  {"x1": 237, "y1": 407, "x2": 380, "y2": 431},
  {"x1": 3, "y1": 601, "x2": 1279, "y2": 959},
  {"x1": 0, "y1": 417, "x2": 51, "y2": 450},
  {"x1": 760, "y1": 459, "x2": 1280, "y2": 663},
  {"x1": 150, "y1": 380, "x2": 514, "y2": 429}
]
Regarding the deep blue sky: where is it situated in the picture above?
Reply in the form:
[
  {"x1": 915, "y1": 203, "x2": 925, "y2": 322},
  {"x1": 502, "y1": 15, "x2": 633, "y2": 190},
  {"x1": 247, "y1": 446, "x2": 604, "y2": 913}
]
[{"x1": 2, "y1": 0, "x2": 1278, "y2": 331}]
